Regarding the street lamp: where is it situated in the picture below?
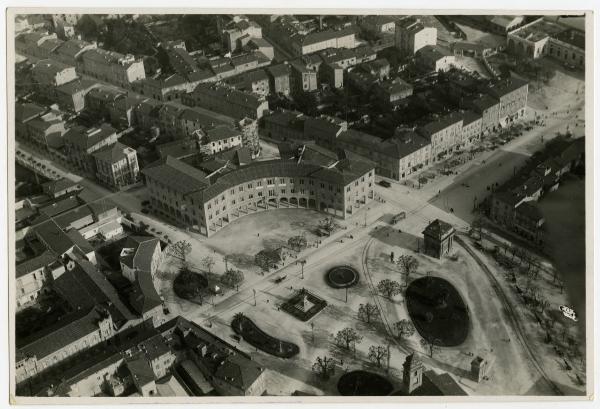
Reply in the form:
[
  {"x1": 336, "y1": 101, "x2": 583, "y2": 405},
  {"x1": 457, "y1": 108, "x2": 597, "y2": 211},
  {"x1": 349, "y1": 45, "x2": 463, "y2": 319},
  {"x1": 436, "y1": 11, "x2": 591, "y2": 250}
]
[
  {"x1": 310, "y1": 322, "x2": 315, "y2": 343},
  {"x1": 297, "y1": 259, "x2": 306, "y2": 279}
]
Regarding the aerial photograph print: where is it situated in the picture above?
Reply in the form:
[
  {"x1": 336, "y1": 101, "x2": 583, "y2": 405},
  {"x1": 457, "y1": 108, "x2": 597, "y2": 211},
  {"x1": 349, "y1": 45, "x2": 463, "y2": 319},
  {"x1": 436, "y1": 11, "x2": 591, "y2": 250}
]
[{"x1": 8, "y1": 9, "x2": 590, "y2": 401}]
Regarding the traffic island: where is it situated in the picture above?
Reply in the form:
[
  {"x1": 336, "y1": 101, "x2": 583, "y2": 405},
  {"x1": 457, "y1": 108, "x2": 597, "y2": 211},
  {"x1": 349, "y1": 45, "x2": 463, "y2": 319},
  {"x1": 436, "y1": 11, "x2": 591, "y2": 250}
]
[
  {"x1": 281, "y1": 288, "x2": 327, "y2": 321},
  {"x1": 231, "y1": 314, "x2": 299, "y2": 358},
  {"x1": 406, "y1": 276, "x2": 470, "y2": 347},
  {"x1": 326, "y1": 265, "x2": 360, "y2": 288},
  {"x1": 337, "y1": 370, "x2": 393, "y2": 396}
]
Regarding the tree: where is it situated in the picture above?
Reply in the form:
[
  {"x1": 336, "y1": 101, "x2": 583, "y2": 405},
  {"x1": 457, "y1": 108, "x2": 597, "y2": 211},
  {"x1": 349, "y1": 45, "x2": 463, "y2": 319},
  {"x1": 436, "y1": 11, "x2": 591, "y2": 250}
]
[
  {"x1": 393, "y1": 319, "x2": 415, "y2": 341},
  {"x1": 319, "y1": 217, "x2": 336, "y2": 235},
  {"x1": 201, "y1": 256, "x2": 215, "y2": 274},
  {"x1": 223, "y1": 254, "x2": 231, "y2": 271},
  {"x1": 420, "y1": 338, "x2": 441, "y2": 358},
  {"x1": 377, "y1": 279, "x2": 402, "y2": 299},
  {"x1": 312, "y1": 356, "x2": 336, "y2": 380},
  {"x1": 221, "y1": 269, "x2": 245, "y2": 291},
  {"x1": 397, "y1": 255, "x2": 419, "y2": 280},
  {"x1": 169, "y1": 240, "x2": 192, "y2": 262},
  {"x1": 358, "y1": 303, "x2": 379, "y2": 323},
  {"x1": 334, "y1": 327, "x2": 363, "y2": 350},
  {"x1": 368, "y1": 345, "x2": 388, "y2": 368},
  {"x1": 254, "y1": 249, "x2": 280, "y2": 272},
  {"x1": 288, "y1": 235, "x2": 308, "y2": 252}
]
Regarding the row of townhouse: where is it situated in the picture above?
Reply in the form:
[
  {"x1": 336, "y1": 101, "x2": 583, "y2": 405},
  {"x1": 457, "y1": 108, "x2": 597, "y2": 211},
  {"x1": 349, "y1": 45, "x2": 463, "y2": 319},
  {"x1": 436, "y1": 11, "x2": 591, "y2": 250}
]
[
  {"x1": 264, "y1": 76, "x2": 527, "y2": 181},
  {"x1": 182, "y1": 82, "x2": 269, "y2": 120},
  {"x1": 489, "y1": 137, "x2": 584, "y2": 243}
]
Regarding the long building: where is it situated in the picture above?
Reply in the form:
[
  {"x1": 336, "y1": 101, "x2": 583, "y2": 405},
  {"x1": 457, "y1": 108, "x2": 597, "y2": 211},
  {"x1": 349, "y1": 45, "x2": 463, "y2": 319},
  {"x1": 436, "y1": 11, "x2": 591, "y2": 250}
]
[
  {"x1": 81, "y1": 48, "x2": 146, "y2": 88},
  {"x1": 183, "y1": 83, "x2": 269, "y2": 120},
  {"x1": 141, "y1": 146, "x2": 375, "y2": 237}
]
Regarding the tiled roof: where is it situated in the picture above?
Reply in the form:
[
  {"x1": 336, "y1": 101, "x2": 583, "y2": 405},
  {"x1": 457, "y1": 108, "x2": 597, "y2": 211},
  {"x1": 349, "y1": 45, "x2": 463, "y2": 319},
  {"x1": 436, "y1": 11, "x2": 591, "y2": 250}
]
[
  {"x1": 266, "y1": 63, "x2": 290, "y2": 78},
  {"x1": 92, "y1": 142, "x2": 134, "y2": 163},
  {"x1": 141, "y1": 156, "x2": 208, "y2": 194},
  {"x1": 54, "y1": 205, "x2": 93, "y2": 230},
  {"x1": 16, "y1": 102, "x2": 46, "y2": 123},
  {"x1": 64, "y1": 124, "x2": 118, "y2": 150},
  {"x1": 127, "y1": 356, "x2": 156, "y2": 385},
  {"x1": 206, "y1": 125, "x2": 242, "y2": 142},
  {"x1": 129, "y1": 271, "x2": 162, "y2": 315},
  {"x1": 34, "y1": 220, "x2": 75, "y2": 255},
  {"x1": 487, "y1": 77, "x2": 529, "y2": 99},
  {"x1": 55, "y1": 39, "x2": 95, "y2": 58},
  {"x1": 42, "y1": 177, "x2": 81, "y2": 196},
  {"x1": 470, "y1": 94, "x2": 499, "y2": 112},
  {"x1": 418, "y1": 112, "x2": 463, "y2": 136},
  {"x1": 461, "y1": 110, "x2": 482, "y2": 125},
  {"x1": 39, "y1": 195, "x2": 80, "y2": 218},
  {"x1": 16, "y1": 250, "x2": 56, "y2": 278},
  {"x1": 55, "y1": 78, "x2": 98, "y2": 95},
  {"x1": 17, "y1": 306, "x2": 107, "y2": 360},
  {"x1": 300, "y1": 27, "x2": 355, "y2": 46},
  {"x1": 422, "y1": 219, "x2": 455, "y2": 239}
]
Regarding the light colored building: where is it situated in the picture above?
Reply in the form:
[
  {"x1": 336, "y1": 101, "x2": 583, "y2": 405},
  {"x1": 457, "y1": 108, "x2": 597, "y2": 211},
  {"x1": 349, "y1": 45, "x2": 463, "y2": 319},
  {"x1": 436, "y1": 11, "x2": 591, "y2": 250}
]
[
  {"x1": 417, "y1": 113, "x2": 464, "y2": 161},
  {"x1": 25, "y1": 110, "x2": 67, "y2": 151},
  {"x1": 248, "y1": 37, "x2": 274, "y2": 60},
  {"x1": 222, "y1": 18, "x2": 263, "y2": 52},
  {"x1": 460, "y1": 111, "x2": 483, "y2": 146},
  {"x1": 415, "y1": 45, "x2": 456, "y2": 72},
  {"x1": 373, "y1": 77, "x2": 413, "y2": 106},
  {"x1": 142, "y1": 151, "x2": 374, "y2": 237},
  {"x1": 55, "y1": 78, "x2": 98, "y2": 113},
  {"x1": 487, "y1": 77, "x2": 529, "y2": 126},
  {"x1": 31, "y1": 59, "x2": 77, "y2": 96},
  {"x1": 289, "y1": 60, "x2": 318, "y2": 93},
  {"x1": 183, "y1": 83, "x2": 269, "y2": 120},
  {"x1": 64, "y1": 124, "x2": 119, "y2": 173},
  {"x1": 15, "y1": 250, "x2": 56, "y2": 310},
  {"x1": 263, "y1": 110, "x2": 306, "y2": 141},
  {"x1": 81, "y1": 48, "x2": 146, "y2": 88},
  {"x1": 469, "y1": 94, "x2": 501, "y2": 134},
  {"x1": 395, "y1": 17, "x2": 437, "y2": 56},
  {"x1": 198, "y1": 125, "x2": 243, "y2": 155},
  {"x1": 291, "y1": 27, "x2": 356, "y2": 56},
  {"x1": 92, "y1": 142, "x2": 140, "y2": 189}
]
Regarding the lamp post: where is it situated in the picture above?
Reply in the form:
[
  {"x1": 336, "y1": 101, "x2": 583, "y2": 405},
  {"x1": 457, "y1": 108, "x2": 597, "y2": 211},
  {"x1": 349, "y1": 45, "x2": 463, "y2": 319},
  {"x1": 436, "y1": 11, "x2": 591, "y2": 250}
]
[
  {"x1": 253, "y1": 289, "x2": 257, "y2": 306},
  {"x1": 310, "y1": 322, "x2": 315, "y2": 343},
  {"x1": 297, "y1": 259, "x2": 306, "y2": 279}
]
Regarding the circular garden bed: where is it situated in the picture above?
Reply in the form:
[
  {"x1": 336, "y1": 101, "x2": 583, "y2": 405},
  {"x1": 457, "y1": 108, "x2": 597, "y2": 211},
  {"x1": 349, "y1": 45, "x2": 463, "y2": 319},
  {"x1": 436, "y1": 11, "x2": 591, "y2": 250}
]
[
  {"x1": 337, "y1": 370, "x2": 393, "y2": 396},
  {"x1": 232, "y1": 314, "x2": 299, "y2": 358},
  {"x1": 173, "y1": 269, "x2": 208, "y2": 300},
  {"x1": 326, "y1": 265, "x2": 359, "y2": 288},
  {"x1": 406, "y1": 276, "x2": 469, "y2": 347}
]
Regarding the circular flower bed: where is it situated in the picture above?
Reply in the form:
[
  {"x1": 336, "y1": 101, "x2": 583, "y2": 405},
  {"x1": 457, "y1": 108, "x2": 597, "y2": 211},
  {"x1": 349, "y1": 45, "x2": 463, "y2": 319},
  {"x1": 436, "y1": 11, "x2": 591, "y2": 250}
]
[
  {"x1": 406, "y1": 276, "x2": 470, "y2": 347},
  {"x1": 337, "y1": 370, "x2": 393, "y2": 396},
  {"x1": 232, "y1": 314, "x2": 299, "y2": 358},
  {"x1": 326, "y1": 265, "x2": 359, "y2": 288}
]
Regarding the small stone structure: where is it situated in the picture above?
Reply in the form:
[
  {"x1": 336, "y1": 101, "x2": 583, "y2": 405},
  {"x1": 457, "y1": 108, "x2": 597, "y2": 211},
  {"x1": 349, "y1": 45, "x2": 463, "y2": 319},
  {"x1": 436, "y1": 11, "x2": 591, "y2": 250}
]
[
  {"x1": 402, "y1": 353, "x2": 424, "y2": 394},
  {"x1": 471, "y1": 356, "x2": 488, "y2": 383},
  {"x1": 422, "y1": 219, "x2": 456, "y2": 259}
]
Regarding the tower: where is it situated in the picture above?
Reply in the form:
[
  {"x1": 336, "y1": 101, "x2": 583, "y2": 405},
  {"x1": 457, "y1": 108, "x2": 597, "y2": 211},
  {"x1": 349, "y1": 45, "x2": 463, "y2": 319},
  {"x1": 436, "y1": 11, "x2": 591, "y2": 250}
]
[{"x1": 403, "y1": 353, "x2": 424, "y2": 394}]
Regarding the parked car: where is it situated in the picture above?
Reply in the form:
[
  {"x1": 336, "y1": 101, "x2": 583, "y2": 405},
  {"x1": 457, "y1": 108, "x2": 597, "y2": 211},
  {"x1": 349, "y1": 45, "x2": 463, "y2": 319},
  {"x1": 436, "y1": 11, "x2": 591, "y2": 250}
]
[{"x1": 379, "y1": 180, "x2": 391, "y2": 188}]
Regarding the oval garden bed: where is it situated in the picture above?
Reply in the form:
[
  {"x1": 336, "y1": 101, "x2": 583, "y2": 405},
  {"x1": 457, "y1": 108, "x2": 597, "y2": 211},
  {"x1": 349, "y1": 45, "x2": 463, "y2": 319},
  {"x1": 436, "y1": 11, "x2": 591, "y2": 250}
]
[
  {"x1": 337, "y1": 370, "x2": 393, "y2": 396},
  {"x1": 231, "y1": 314, "x2": 299, "y2": 358},
  {"x1": 326, "y1": 265, "x2": 359, "y2": 288},
  {"x1": 173, "y1": 269, "x2": 208, "y2": 300},
  {"x1": 406, "y1": 276, "x2": 470, "y2": 347}
]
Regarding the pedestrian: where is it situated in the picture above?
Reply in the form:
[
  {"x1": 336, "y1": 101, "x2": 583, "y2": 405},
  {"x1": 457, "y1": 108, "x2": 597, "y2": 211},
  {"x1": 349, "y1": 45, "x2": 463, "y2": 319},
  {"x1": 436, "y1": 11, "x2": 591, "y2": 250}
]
[{"x1": 257, "y1": 233, "x2": 260, "y2": 237}]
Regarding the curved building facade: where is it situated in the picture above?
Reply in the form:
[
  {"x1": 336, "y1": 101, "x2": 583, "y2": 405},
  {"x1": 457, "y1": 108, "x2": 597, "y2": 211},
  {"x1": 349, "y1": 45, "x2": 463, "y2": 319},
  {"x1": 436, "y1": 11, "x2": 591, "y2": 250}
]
[{"x1": 142, "y1": 156, "x2": 375, "y2": 237}]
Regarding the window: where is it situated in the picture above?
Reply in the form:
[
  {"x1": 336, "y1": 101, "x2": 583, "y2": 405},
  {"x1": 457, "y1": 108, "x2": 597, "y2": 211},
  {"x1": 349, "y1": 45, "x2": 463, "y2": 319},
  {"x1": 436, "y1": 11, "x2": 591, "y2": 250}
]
[
  {"x1": 239, "y1": 186, "x2": 243, "y2": 192},
  {"x1": 280, "y1": 178, "x2": 285, "y2": 184},
  {"x1": 257, "y1": 181, "x2": 262, "y2": 186},
  {"x1": 320, "y1": 183, "x2": 325, "y2": 188},
  {"x1": 267, "y1": 179, "x2": 274, "y2": 185},
  {"x1": 346, "y1": 186, "x2": 351, "y2": 192},
  {"x1": 299, "y1": 179, "x2": 304, "y2": 185},
  {"x1": 281, "y1": 189, "x2": 286, "y2": 194},
  {"x1": 247, "y1": 183, "x2": 253, "y2": 188},
  {"x1": 230, "y1": 189, "x2": 235, "y2": 194}
]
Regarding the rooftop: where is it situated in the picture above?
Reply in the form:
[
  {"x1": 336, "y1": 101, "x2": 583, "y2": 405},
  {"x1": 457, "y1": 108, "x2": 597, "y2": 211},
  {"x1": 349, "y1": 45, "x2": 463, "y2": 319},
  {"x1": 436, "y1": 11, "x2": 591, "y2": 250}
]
[
  {"x1": 92, "y1": 142, "x2": 136, "y2": 164},
  {"x1": 422, "y1": 219, "x2": 455, "y2": 239}
]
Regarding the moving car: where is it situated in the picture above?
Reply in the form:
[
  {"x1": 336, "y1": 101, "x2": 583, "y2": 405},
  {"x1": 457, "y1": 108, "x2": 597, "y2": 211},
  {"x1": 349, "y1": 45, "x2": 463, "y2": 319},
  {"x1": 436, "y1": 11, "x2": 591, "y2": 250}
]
[{"x1": 378, "y1": 180, "x2": 391, "y2": 188}]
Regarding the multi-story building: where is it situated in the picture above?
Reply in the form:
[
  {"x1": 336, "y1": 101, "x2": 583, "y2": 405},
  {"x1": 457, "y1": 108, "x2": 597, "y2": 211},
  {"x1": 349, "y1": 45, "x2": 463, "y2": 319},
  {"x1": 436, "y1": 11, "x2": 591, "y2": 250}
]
[
  {"x1": 460, "y1": 110, "x2": 483, "y2": 146},
  {"x1": 41, "y1": 178, "x2": 83, "y2": 199},
  {"x1": 198, "y1": 125, "x2": 244, "y2": 155},
  {"x1": 15, "y1": 31, "x2": 58, "y2": 58},
  {"x1": 266, "y1": 63, "x2": 291, "y2": 95},
  {"x1": 31, "y1": 59, "x2": 77, "y2": 97},
  {"x1": 85, "y1": 85, "x2": 126, "y2": 119},
  {"x1": 417, "y1": 113, "x2": 464, "y2": 161},
  {"x1": 291, "y1": 27, "x2": 356, "y2": 56},
  {"x1": 248, "y1": 37, "x2": 274, "y2": 60},
  {"x1": 263, "y1": 110, "x2": 306, "y2": 141},
  {"x1": 360, "y1": 15, "x2": 397, "y2": 35},
  {"x1": 16, "y1": 102, "x2": 47, "y2": 139},
  {"x1": 320, "y1": 62, "x2": 344, "y2": 88},
  {"x1": 25, "y1": 110, "x2": 67, "y2": 151},
  {"x1": 177, "y1": 107, "x2": 227, "y2": 139},
  {"x1": 395, "y1": 17, "x2": 437, "y2": 56},
  {"x1": 16, "y1": 306, "x2": 114, "y2": 384},
  {"x1": 53, "y1": 38, "x2": 98, "y2": 66},
  {"x1": 81, "y1": 48, "x2": 145, "y2": 88},
  {"x1": 487, "y1": 77, "x2": 529, "y2": 126},
  {"x1": 55, "y1": 78, "x2": 98, "y2": 113},
  {"x1": 222, "y1": 17, "x2": 263, "y2": 52},
  {"x1": 373, "y1": 77, "x2": 414, "y2": 106},
  {"x1": 289, "y1": 60, "x2": 318, "y2": 93},
  {"x1": 183, "y1": 83, "x2": 269, "y2": 120},
  {"x1": 63, "y1": 124, "x2": 119, "y2": 173},
  {"x1": 234, "y1": 69, "x2": 270, "y2": 96},
  {"x1": 142, "y1": 147, "x2": 374, "y2": 237},
  {"x1": 15, "y1": 250, "x2": 56, "y2": 310},
  {"x1": 92, "y1": 142, "x2": 140, "y2": 189},
  {"x1": 469, "y1": 94, "x2": 501, "y2": 134},
  {"x1": 415, "y1": 45, "x2": 456, "y2": 72}
]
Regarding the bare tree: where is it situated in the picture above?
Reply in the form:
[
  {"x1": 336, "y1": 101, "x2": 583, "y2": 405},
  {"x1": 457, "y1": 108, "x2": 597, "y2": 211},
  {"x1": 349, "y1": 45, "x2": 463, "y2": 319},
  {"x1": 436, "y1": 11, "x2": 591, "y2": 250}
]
[
  {"x1": 420, "y1": 338, "x2": 441, "y2": 358},
  {"x1": 201, "y1": 255, "x2": 215, "y2": 274},
  {"x1": 393, "y1": 319, "x2": 415, "y2": 341},
  {"x1": 334, "y1": 327, "x2": 363, "y2": 350},
  {"x1": 358, "y1": 303, "x2": 379, "y2": 324},
  {"x1": 223, "y1": 254, "x2": 231, "y2": 271},
  {"x1": 312, "y1": 356, "x2": 336, "y2": 380},
  {"x1": 377, "y1": 279, "x2": 402, "y2": 299},
  {"x1": 368, "y1": 345, "x2": 388, "y2": 368},
  {"x1": 397, "y1": 255, "x2": 419, "y2": 280},
  {"x1": 169, "y1": 240, "x2": 192, "y2": 262}
]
